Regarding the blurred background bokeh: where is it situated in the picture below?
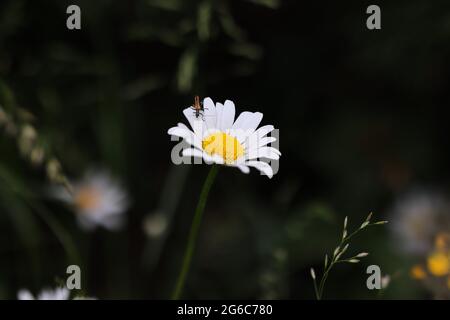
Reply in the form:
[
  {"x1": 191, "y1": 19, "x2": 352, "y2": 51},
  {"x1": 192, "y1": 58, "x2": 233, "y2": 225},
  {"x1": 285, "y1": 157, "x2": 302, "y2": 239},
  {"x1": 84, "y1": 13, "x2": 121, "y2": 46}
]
[{"x1": 1, "y1": 0, "x2": 450, "y2": 299}]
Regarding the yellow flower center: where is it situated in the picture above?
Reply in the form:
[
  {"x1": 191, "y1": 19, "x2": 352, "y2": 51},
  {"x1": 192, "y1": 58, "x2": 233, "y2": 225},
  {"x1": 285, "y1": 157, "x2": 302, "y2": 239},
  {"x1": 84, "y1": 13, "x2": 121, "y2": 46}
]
[
  {"x1": 427, "y1": 252, "x2": 450, "y2": 276},
  {"x1": 411, "y1": 265, "x2": 427, "y2": 279},
  {"x1": 202, "y1": 132, "x2": 244, "y2": 164},
  {"x1": 74, "y1": 187, "x2": 101, "y2": 212},
  {"x1": 435, "y1": 233, "x2": 450, "y2": 251}
]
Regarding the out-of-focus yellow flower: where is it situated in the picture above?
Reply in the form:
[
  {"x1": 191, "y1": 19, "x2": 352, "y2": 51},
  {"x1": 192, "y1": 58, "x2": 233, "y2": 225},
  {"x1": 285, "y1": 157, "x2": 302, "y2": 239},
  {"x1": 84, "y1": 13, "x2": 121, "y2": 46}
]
[
  {"x1": 409, "y1": 233, "x2": 450, "y2": 293},
  {"x1": 427, "y1": 252, "x2": 449, "y2": 277},
  {"x1": 435, "y1": 233, "x2": 450, "y2": 251},
  {"x1": 411, "y1": 265, "x2": 427, "y2": 279}
]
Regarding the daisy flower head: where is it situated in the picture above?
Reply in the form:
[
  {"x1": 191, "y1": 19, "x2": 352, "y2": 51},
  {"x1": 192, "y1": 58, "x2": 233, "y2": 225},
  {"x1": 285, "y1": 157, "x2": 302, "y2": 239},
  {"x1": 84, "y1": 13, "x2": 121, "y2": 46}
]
[
  {"x1": 389, "y1": 190, "x2": 450, "y2": 256},
  {"x1": 52, "y1": 169, "x2": 129, "y2": 231},
  {"x1": 168, "y1": 97, "x2": 280, "y2": 178},
  {"x1": 18, "y1": 287, "x2": 70, "y2": 300}
]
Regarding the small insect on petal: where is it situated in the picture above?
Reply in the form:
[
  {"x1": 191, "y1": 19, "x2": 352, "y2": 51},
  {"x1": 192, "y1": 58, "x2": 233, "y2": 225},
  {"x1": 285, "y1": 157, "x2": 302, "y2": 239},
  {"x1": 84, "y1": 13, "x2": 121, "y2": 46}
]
[{"x1": 191, "y1": 95, "x2": 205, "y2": 119}]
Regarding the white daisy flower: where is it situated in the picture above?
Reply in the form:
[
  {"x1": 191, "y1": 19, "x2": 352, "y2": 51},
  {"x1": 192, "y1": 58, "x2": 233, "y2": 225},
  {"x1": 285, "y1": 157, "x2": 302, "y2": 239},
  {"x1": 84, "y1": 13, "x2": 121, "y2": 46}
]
[
  {"x1": 18, "y1": 287, "x2": 96, "y2": 300},
  {"x1": 168, "y1": 97, "x2": 281, "y2": 178},
  {"x1": 389, "y1": 190, "x2": 450, "y2": 256},
  {"x1": 52, "y1": 169, "x2": 129, "y2": 231},
  {"x1": 18, "y1": 287, "x2": 70, "y2": 300}
]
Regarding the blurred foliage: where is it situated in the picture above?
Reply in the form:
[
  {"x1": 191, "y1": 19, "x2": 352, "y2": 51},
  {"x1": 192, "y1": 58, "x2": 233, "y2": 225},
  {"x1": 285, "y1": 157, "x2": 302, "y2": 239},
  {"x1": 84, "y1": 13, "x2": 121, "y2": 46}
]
[{"x1": 1, "y1": 0, "x2": 450, "y2": 299}]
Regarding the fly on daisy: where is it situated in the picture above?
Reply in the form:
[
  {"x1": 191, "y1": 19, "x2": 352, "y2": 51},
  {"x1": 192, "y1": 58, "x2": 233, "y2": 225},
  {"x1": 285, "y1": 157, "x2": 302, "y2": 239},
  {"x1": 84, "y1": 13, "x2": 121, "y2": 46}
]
[
  {"x1": 168, "y1": 97, "x2": 280, "y2": 178},
  {"x1": 191, "y1": 95, "x2": 204, "y2": 119}
]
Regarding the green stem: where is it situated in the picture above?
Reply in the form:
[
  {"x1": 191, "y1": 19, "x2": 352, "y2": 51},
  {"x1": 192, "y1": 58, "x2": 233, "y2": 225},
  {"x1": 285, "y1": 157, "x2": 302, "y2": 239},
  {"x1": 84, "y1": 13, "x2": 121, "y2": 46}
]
[
  {"x1": 312, "y1": 277, "x2": 320, "y2": 300},
  {"x1": 318, "y1": 263, "x2": 333, "y2": 300},
  {"x1": 316, "y1": 224, "x2": 375, "y2": 299},
  {"x1": 30, "y1": 201, "x2": 81, "y2": 266},
  {"x1": 171, "y1": 165, "x2": 219, "y2": 300}
]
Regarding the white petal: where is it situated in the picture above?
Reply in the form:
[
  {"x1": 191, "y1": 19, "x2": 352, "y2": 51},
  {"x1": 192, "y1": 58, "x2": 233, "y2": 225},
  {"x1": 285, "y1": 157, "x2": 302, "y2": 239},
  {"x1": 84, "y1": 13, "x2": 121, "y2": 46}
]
[
  {"x1": 219, "y1": 100, "x2": 235, "y2": 130},
  {"x1": 183, "y1": 107, "x2": 206, "y2": 136},
  {"x1": 246, "y1": 112, "x2": 263, "y2": 133},
  {"x1": 244, "y1": 125, "x2": 278, "y2": 152},
  {"x1": 168, "y1": 125, "x2": 202, "y2": 150},
  {"x1": 236, "y1": 165, "x2": 250, "y2": 174},
  {"x1": 232, "y1": 111, "x2": 263, "y2": 133},
  {"x1": 168, "y1": 126, "x2": 193, "y2": 139},
  {"x1": 253, "y1": 125, "x2": 275, "y2": 138},
  {"x1": 203, "y1": 97, "x2": 215, "y2": 111},
  {"x1": 182, "y1": 148, "x2": 224, "y2": 165},
  {"x1": 182, "y1": 107, "x2": 196, "y2": 129},
  {"x1": 247, "y1": 146, "x2": 281, "y2": 160},
  {"x1": 206, "y1": 154, "x2": 225, "y2": 165},
  {"x1": 215, "y1": 102, "x2": 224, "y2": 130},
  {"x1": 203, "y1": 97, "x2": 217, "y2": 130},
  {"x1": 232, "y1": 112, "x2": 261, "y2": 142},
  {"x1": 272, "y1": 147, "x2": 281, "y2": 156},
  {"x1": 243, "y1": 133, "x2": 275, "y2": 150},
  {"x1": 231, "y1": 111, "x2": 254, "y2": 130},
  {"x1": 177, "y1": 122, "x2": 190, "y2": 130},
  {"x1": 182, "y1": 148, "x2": 204, "y2": 158},
  {"x1": 257, "y1": 136, "x2": 277, "y2": 148},
  {"x1": 245, "y1": 161, "x2": 274, "y2": 178}
]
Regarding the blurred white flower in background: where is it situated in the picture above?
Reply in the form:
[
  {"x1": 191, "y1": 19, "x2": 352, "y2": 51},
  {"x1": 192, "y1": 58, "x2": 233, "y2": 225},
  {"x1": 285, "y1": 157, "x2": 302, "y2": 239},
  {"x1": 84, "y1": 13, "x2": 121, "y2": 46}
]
[
  {"x1": 52, "y1": 169, "x2": 129, "y2": 231},
  {"x1": 18, "y1": 287, "x2": 96, "y2": 300},
  {"x1": 18, "y1": 287, "x2": 70, "y2": 300},
  {"x1": 143, "y1": 212, "x2": 168, "y2": 238},
  {"x1": 389, "y1": 190, "x2": 450, "y2": 256},
  {"x1": 168, "y1": 97, "x2": 281, "y2": 178},
  {"x1": 381, "y1": 275, "x2": 391, "y2": 289}
]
